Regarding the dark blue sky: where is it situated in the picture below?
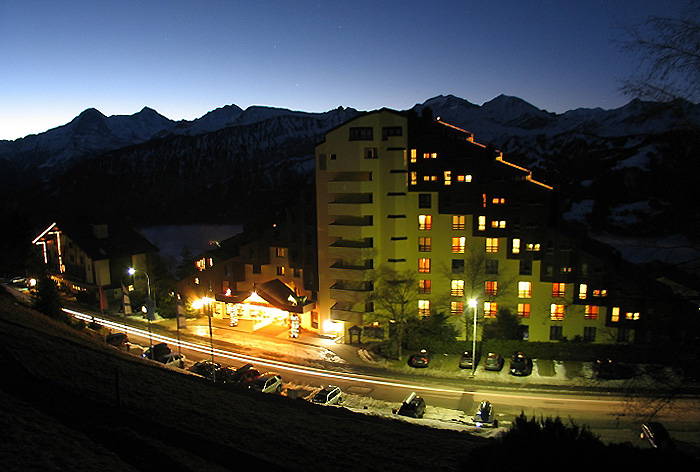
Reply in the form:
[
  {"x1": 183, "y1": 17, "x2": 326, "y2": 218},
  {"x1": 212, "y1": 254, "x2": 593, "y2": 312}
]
[{"x1": 0, "y1": 0, "x2": 688, "y2": 140}]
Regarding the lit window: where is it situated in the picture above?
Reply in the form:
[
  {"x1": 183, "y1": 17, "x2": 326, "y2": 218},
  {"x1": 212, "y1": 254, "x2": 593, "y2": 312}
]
[
  {"x1": 418, "y1": 237, "x2": 431, "y2": 252},
  {"x1": 518, "y1": 281, "x2": 532, "y2": 298},
  {"x1": 552, "y1": 283, "x2": 566, "y2": 297},
  {"x1": 456, "y1": 174, "x2": 473, "y2": 182},
  {"x1": 585, "y1": 305, "x2": 599, "y2": 320},
  {"x1": 277, "y1": 266, "x2": 285, "y2": 276},
  {"x1": 451, "y1": 279, "x2": 465, "y2": 296},
  {"x1": 579, "y1": 284, "x2": 588, "y2": 300},
  {"x1": 550, "y1": 304, "x2": 565, "y2": 320},
  {"x1": 478, "y1": 216, "x2": 486, "y2": 231},
  {"x1": 485, "y1": 281, "x2": 498, "y2": 296},
  {"x1": 490, "y1": 220, "x2": 506, "y2": 228},
  {"x1": 410, "y1": 171, "x2": 417, "y2": 185},
  {"x1": 512, "y1": 238, "x2": 521, "y2": 254},
  {"x1": 486, "y1": 238, "x2": 499, "y2": 253},
  {"x1": 492, "y1": 197, "x2": 505, "y2": 204},
  {"x1": 452, "y1": 215, "x2": 466, "y2": 230},
  {"x1": 626, "y1": 312, "x2": 640, "y2": 321},
  {"x1": 410, "y1": 149, "x2": 417, "y2": 163},
  {"x1": 430, "y1": 175, "x2": 438, "y2": 181},
  {"x1": 422, "y1": 152, "x2": 437, "y2": 159},
  {"x1": 418, "y1": 299, "x2": 430, "y2": 316},
  {"x1": 452, "y1": 237, "x2": 466, "y2": 253},
  {"x1": 611, "y1": 307, "x2": 620, "y2": 322},
  {"x1": 418, "y1": 215, "x2": 432, "y2": 230},
  {"x1": 484, "y1": 302, "x2": 498, "y2": 318},
  {"x1": 208, "y1": 258, "x2": 213, "y2": 267},
  {"x1": 423, "y1": 175, "x2": 430, "y2": 182},
  {"x1": 196, "y1": 258, "x2": 206, "y2": 271},
  {"x1": 276, "y1": 247, "x2": 285, "y2": 257},
  {"x1": 451, "y1": 301, "x2": 464, "y2": 315},
  {"x1": 593, "y1": 289, "x2": 608, "y2": 297},
  {"x1": 194, "y1": 277, "x2": 200, "y2": 285},
  {"x1": 517, "y1": 303, "x2": 531, "y2": 318},
  {"x1": 418, "y1": 279, "x2": 431, "y2": 294},
  {"x1": 526, "y1": 243, "x2": 541, "y2": 251},
  {"x1": 444, "y1": 171, "x2": 452, "y2": 185},
  {"x1": 418, "y1": 258, "x2": 431, "y2": 273}
]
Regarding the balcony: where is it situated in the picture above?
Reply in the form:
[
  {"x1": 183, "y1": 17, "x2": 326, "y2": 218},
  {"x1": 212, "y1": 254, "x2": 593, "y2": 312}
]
[
  {"x1": 329, "y1": 260, "x2": 373, "y2": 281},
  {"x1": 330, "y1": 281, "x2": 374, "y2": 302},
  {"x1": 327, "y1": 180, "x2": 375, "y2": 193},
  {"x1": 329, "y1": 224, "x2": 375, "y2": 239},
  {"x1": 330, "y1": 238, "x2": 373, "y2": 249},
  {"x1": 327, "y1": 202, "x2": 374, "y2": 216}
]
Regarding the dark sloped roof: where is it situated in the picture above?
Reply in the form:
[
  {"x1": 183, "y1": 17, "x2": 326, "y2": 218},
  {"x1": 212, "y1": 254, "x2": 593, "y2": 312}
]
[{"x1": 54, "y1": 221, "x2": 158, "y2": 260}]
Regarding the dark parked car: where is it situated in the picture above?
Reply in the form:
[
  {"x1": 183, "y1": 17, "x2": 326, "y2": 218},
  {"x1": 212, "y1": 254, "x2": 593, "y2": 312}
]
[
  {"x1": 190, "y1": 360, "x2": 222, "y2": 380},
  {"x1": 484, "y1": 352, "x2": 504, "y2": 371},
  {"x1": 396, "y1": 392, "x2": 426, "y2": 419},
  {"x1": 226, "y1": 363, "x2": 261, "y2": 387},
  {"x1": 142, "y1": 342, "x2": 171, "y2": 362},
  {"x1": 509, "y1": 352, "x2": 533, "y2": 376},
  {"x1": 313, "y1": 385, "x2": 343, "y2": 406},
  {"x1": 641, "y1": 422, "x2": 674, "y2": 450},
  {"x1": 472, "y1": 400, "x2": 498, "y2": 428},
  {"x1": 593, "y1": 358, "x2": 635, "y2": 380},
  {"x1": 408, "y1": 349, "x2": 430, "y2": 368},
  {"x1": 105, "y1": 333, "x2": 129, "y2": 349},
  {"x1": 459, "y1": 351, "x2": 474, "y2": 369}
]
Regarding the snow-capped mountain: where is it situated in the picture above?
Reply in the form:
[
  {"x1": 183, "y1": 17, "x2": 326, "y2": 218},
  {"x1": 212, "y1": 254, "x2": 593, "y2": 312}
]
[{"x1": 2, "y1": 95, "x2": 698, "y2": 240}]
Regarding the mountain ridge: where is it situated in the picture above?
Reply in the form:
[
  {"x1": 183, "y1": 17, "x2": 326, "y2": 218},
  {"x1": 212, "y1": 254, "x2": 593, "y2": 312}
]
[{"x1": 1, "y1": 94, "x2": 699, "y2": 244}]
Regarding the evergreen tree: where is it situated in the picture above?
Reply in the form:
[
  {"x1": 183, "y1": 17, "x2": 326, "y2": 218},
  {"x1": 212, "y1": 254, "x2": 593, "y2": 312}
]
[{"x1": 32, "y1": 274, "x2": 66, "y2": 323}]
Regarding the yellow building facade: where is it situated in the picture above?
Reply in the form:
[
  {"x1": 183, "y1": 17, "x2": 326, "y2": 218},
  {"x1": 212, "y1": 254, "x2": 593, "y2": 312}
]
[{"x1": 316, "y1": 109, "x2": 626, "y2": 343}]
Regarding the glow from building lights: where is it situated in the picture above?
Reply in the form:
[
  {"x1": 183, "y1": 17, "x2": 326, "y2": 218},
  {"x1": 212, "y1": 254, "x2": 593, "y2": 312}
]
[{"x1": 60, "y1": 307, "x2": 626, "y2": 406}]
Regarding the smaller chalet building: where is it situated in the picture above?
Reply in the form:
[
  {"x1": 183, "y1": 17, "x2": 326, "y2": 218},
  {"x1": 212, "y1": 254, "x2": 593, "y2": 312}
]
[
  {"x1": 32, "y1": 221, "x2": 158, "y2": 300},
  {"x1": 177, "y1": 221, "x2": 318, "y2": 334}
]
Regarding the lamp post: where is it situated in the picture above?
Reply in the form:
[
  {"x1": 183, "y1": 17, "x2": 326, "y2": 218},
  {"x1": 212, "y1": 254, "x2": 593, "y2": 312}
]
[
  {"x1": 128, "y1": 267, "x2": 154, "y2": 352},
  {"x1": 469, "y1": 298, "x2": 478, "y2": 377}
]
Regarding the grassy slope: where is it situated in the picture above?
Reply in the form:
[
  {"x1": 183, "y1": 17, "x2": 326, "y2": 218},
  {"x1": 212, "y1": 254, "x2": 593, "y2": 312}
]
[{"x1": 0, "y1": 290, "x2": 489, "y2": 472}]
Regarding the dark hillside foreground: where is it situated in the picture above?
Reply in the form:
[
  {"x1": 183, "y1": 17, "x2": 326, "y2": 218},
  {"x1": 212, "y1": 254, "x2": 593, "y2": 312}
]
[
  {"x1": 1, "y1": 287, "x2": 697, "y2": 471},
  {"x1": 0, "y1": 288, "x2": 489, "y2": 471}
]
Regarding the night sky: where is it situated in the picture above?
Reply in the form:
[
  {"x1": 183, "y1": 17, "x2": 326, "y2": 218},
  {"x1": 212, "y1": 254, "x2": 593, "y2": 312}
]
[{"x1": 0, "y1": 0, "x2": 688, "y2": 140}]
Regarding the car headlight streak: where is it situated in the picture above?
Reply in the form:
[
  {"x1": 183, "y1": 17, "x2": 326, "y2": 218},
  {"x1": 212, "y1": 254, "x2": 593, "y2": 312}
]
[{"x1": 62, "y1": 308, "x2": 626, "y2": 405}]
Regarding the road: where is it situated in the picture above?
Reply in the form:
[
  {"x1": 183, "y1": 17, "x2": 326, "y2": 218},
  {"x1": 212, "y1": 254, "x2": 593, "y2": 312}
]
[{"x1": 66, "y1": 308, "x2": 700, "y2": 451}]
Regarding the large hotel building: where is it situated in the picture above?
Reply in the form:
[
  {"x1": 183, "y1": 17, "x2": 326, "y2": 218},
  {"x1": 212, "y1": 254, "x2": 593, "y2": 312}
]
[
  {"x1": 171, "y1": 108, "x2": 691, "y2": 345},
  {"x1": 314, "y1": 108, "x2": 681, "y2": 343}
]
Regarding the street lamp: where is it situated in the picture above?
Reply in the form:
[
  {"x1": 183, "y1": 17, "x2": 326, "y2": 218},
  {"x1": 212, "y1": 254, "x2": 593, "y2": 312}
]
[
  {"x1": 128, "y1": 267, "x2": 154, "y2": 352},
  {"x1": 469, "y1": 298, "x2": 478, "y2": 377}
]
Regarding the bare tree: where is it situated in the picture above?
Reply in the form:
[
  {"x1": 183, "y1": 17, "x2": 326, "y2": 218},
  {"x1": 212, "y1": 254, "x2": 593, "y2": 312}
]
[
  {"x1": 366, "y1": 266, "x2": 419, "y2": 360},
  {"x1": 619, "y1": 1, "x2": 700, "y2": 130}
]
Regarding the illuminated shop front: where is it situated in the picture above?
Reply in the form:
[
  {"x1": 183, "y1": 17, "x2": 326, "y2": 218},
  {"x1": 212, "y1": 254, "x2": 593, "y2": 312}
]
[{"x1": 213, "y1": 279, "x2": 315, "y2": 333}]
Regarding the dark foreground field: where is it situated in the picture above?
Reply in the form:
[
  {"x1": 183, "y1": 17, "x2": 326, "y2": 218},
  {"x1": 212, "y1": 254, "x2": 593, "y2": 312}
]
[{"x1": 0, "y1": 289, "x2": 490, "y2": 472}]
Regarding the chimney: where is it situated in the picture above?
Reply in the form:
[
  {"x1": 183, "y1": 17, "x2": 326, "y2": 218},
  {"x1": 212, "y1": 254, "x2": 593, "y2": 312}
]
[{"x1": 92, "y1": 224, "x2": 109, "y2": 239}]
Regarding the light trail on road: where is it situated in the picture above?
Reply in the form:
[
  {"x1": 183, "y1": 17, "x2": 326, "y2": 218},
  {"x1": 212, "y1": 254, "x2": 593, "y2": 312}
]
[{"x1": 65, "y1": 307, "x2": 628, "y2": 405}]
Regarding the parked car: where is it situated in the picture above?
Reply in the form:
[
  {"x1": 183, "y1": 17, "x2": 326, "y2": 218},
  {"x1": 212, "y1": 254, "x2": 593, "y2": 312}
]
[
  {"x1": 509, "y1": 352, "x2": 533, "y2": 376},
  {"x1": 408, "y1": 349, "x2": 430, "y2": 368},
  {"x1": 161, "y1": 353, "x2": 186, "y2": 368},
  {"x1": 396, "y1": 392, "x2": 426, "y2": 419},
  {"x1": 484, "y1": 352, "x2": 504, "y2": 371},
  {"x1": 312, "y1": 385, "x2": 343, "y2": 406},
  {"x1": 105, "y1": 333, "x2": 129, "y2": 349},
  {"x1": 227, "y1": 363, "x2": 261, "y2": 387},
  {"x1": 641, "y1": 422, "x2": 674, "y2": 450},
  {"x1": 190, "y1": 360, "x2": 222, "y2": 380},
  {"x1": 472, "y1": 400, "x2": 498, "y2": 428},
  {"x1": 593, "y1": 358, "x2": 635, "y2": 380},
  {"x1": 250, "y1": 373, "x2": 283, "y2": 394},
  {"x1": 142, "y1": 342, "x2": 170, "y2": 362},
  {"x1": 459, "y1": 351, "x2": 474, "y2": 369}
]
